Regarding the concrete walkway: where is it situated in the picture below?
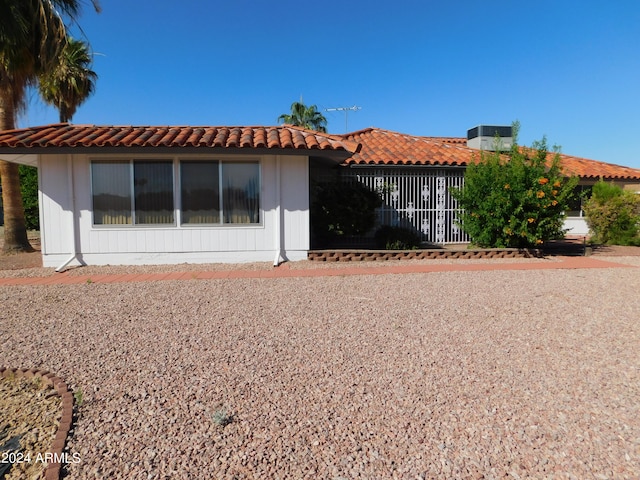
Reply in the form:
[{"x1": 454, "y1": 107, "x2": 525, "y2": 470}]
[{"x1": 0, "y1": 256, "x2": 634, "y2": 286}]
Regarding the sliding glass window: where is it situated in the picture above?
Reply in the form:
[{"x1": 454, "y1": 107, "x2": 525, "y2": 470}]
[
  {"x1": 180, "y1": 161, "x2": 260, "y2": 225},
  {"x1": 91, "y1": 160, "x2": 174, "y2": 225},
  {"x1": 91, "y1": 159, "x2": 260, "y2": 227},
  {"x1": 134, "y1": 161, "x2": 174, "y2": 224},
  {"x1": 180, "y1": 161, "x2": 220, "y2": 224},
  {"x1": 92, "y1": 161, "x2": 132, "y2": 225},
  {"x1": 222, "y1": 162, "x2": 260, "y2": 224}
]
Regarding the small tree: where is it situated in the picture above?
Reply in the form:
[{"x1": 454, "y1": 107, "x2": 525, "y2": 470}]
[
  {"x1": 311, "y1": 181, "x2": 381, "y2": 245},
  {"x1": 451, "y1": 128, "x2": 578, "y2": 248},
  {"x1": 583, "y1": 181, "x2": 640, "y2": 245}
]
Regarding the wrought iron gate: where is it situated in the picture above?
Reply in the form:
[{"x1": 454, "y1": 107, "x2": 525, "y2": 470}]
[{"x1": 343, "y1": 167, "x2": 470, "y2": 244}]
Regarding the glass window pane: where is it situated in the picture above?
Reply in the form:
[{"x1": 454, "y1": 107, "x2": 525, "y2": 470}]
[
  {"x1": 222, "y1": 162, "x2": 260, "y2": 224},
  {"x1": 180, "y1": 161, "x2": 220, "y2": 224},
  {"x1": 92, "y1": 161, "x2": 132, "y2": 225},
  {"x1": 134, "y1": 161, "x2": 174, "y2": 224}
]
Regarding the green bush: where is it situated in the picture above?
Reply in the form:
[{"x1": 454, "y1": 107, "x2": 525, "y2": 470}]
[
  {"x1": 450, "y1": 126, "x2": 578, "y2": 248},
  {"x1": 19, "y1": 165, "x2": 39, "y2": 231},
  {"x1": 584, "y1": 181, "x2": 640, "y2": 245},
  {"x1": 374, "y1": 226, "x2": 421, "y2": 250},
  {"x1": 311, "y1": 180, "x2": 382, "y2": 242},
  {"x1": 0, "y1": 166, "x2": 38, "y2": 229}
]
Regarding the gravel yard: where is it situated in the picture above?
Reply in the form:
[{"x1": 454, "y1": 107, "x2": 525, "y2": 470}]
[{"x1": 1, "y1": 264, "x2": 639, "y2": 479}]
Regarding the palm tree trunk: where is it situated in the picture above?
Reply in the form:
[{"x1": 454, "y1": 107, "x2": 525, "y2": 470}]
[{"x1": 0, "y1": 94, "x2": 33, "y2": 252}]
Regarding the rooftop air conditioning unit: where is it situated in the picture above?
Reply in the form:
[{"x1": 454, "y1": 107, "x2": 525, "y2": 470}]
[{"x1": 467, "y1": 125, "x2": 513, "y2": 151}]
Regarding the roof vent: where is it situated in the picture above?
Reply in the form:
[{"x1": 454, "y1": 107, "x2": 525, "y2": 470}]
[{"x1": 467, "y1": 125, "x2": 513, "y2": 151}]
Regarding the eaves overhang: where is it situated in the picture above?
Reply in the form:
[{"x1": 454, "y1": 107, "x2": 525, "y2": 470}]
[{"x1": 0, "y1": 124, "x2": 361, "y2": 164}]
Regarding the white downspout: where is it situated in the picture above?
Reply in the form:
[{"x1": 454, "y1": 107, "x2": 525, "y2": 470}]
[
  {"x1": 273, "y1": 155, "x2": 283, "y2": 266},
  {"x1": 37, "y1": 156, "x2": 46, "y2": 257},
  {"x1": 55, "y1": 155, "x2": 78, "y2": 272}
]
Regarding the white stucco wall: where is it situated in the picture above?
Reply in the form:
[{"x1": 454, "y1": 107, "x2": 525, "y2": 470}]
[
  {"x1": 563, "y1": 217, "x2": 590, "y2": 236},
  {"x1": 38, "y1": 153, "x2": 309, "y2": 267}
]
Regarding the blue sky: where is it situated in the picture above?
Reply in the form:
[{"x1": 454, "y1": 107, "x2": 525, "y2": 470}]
[{"x1": 22, "y1": 0, "x2": 640, "y2": 169}]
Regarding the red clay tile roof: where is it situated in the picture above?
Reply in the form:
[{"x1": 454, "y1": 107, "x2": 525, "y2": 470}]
[
  {"x1": 550, "y1": 152, "x2": 640, "y2": 180},
  {"x1": 423, "y1": 136, "x2": 468, "y2": 145},
  {"x1": 340, "y1": 128, "x2": 640, "y2": 181},
  {"x1": 2, "y1": 124, "x2": 639, "y2": 181},
  {"x1": 0, "y1": 123, "x2": 361, "y2": 155},
  {"x1": 341, "y1": 128, "x2": 478, "y2": 167}
]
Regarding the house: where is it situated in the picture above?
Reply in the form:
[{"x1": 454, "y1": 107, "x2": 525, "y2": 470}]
[
  {"x1": 1, "y1": 123, "x2": 639, "y2": 268},
  {"x1": 317, "y1": 126, "x2": 640, "y2": 244},
  {"x1": 0, "y1": 124, "x2": 359, "y2": 269}
]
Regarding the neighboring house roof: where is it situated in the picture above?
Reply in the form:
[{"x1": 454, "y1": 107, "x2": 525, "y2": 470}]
[
  {"x1": 550, "y1": 153, "x2": 640, "y2": 180},
  {"x1": 0, "y1": 123, "x2": 360, "y2": 157},
  {"x1": 340, "y1": 127, "x2": 640, "y2": 181}
]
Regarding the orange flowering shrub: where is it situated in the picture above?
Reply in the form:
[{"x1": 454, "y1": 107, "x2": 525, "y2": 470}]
[{"x1": 451, "y1": 126, "x2": 578, "y2": 248}]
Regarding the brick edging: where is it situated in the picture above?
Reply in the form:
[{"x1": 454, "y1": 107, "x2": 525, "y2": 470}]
[
  {"x1": 0, "y1": 367, "x2": 74, "y2": 480},
  {"x1": 308, "y1": 248, "x2": 543, "y2": 262}
]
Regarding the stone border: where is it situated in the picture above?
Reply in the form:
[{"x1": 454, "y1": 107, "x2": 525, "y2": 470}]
[
  {"x1": 0, "y1": 367, "x2": 74, "y2": 480},
  {"x1": 308, "y1": 248, "x2": 543, "y2": 262}
]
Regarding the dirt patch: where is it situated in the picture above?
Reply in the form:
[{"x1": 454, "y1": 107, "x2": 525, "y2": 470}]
[
  {"x1": 544, "y1": 237, "x2": 640, "y2": 257},
  {"x1": 0, "y1": 375, "x2": 61, "y2": 479},
  {"x1": 591, "y1": 244, "x2": 640, "y2": 256},
  {"x1": 0, "y1": 228, "x2": 42, "y2": 270},
  {"x1": 0, "y1": 249, "x2": 42, "y2": 270}
]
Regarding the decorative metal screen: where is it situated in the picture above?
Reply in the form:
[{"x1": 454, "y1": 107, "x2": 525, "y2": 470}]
[{"x1": 340, "y1": 167, "x2": 469, "y2": 244}]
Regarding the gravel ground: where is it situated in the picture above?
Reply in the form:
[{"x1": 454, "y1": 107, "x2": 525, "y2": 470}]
[{"x1": 1, "y1": 266, "x2": 639, "y2": 479}]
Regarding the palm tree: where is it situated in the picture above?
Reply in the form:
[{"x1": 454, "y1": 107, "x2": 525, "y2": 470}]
[
  {"x1": 39, "y1": 37, "x2": 97, "y2": 123},
  {"x1": 278, "y1": 101, "x2": 328, "y2": 133},
  {"x1": 0, "y1": 0, "x2": 99, "y2": 252}
]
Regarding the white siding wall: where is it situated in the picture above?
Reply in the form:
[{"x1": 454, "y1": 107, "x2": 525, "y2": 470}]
[
  {"x1": 39, "y1": 153, "x2": 310, "y2": 267},
  {"x1": 38, "y1": 155, "x2": 75, "y2": 255},
  {"x1": 281, "y1": 156, "x2": 309, "y2": 255}
]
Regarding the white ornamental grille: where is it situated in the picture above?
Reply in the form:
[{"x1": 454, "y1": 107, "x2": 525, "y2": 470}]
[{"x1": 346, "y1": 168, "x2": 469, "y2": 244}]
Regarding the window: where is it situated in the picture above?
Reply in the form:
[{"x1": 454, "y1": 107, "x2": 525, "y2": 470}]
[
  {"x1": 134, "y1": 162, "x2": 174, "y2": 224},
  {"x1": 91, "y1": 160, "x2": 174, "y2": 225},
  {"x1": 180, "y1": 161, "x2": 260, "y2": 225},
  {"x1": 92, "y1": 161, "x2": 132, "y2": 225},
  {"x1": 222, "y1": 162, "x2": 260, "y2": 224},
  {"x1": 91, "y1": 159, "x2": 261, "y2": 226},
  {"x1": 181, "y1": 161, "x2": 220, "y2": 224}
]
